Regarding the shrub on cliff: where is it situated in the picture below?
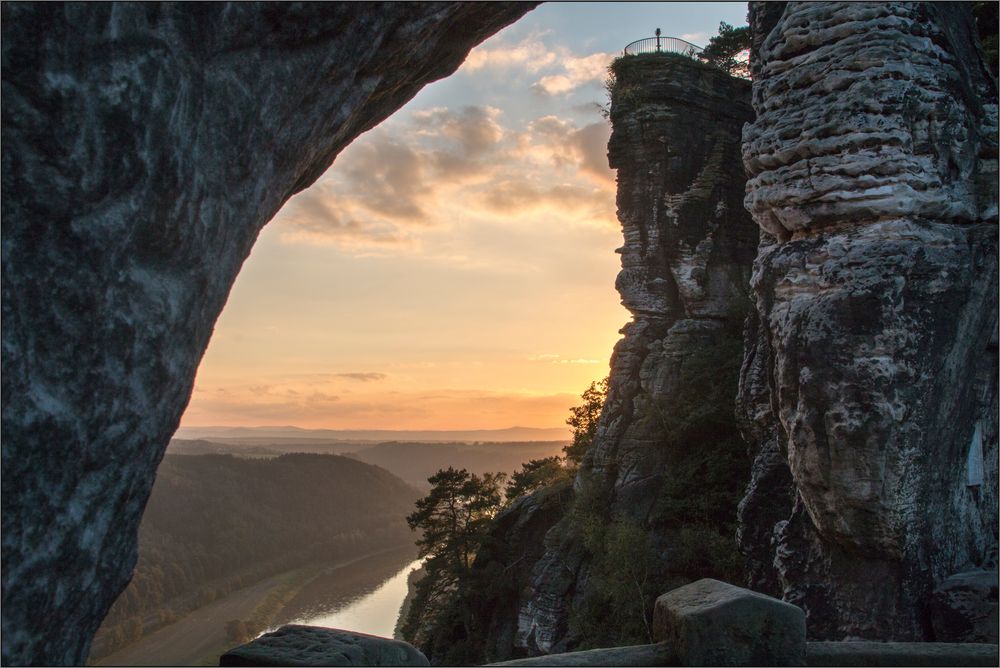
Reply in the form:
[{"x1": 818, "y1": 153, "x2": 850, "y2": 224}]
[
  {"x1": 697, "y1": 21, "x2": 750, "y2": 78},
  {"x1": 505, "y1": 456, "x2": 571, "y2": 501},
  {"x1": 563, "y1": 378, "x2": 609, "y2": 465},
  {"x1": 401, "y1": 467, "x2": 506, "y2": 660}
]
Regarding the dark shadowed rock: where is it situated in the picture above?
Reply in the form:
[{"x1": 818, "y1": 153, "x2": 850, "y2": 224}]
[
  {"x1": 486, "y1": 642, "x2": 677, "y2": 667},
  {"x1": 219, "y1": 625, "x2": 429, "y2": 667},
  {"x1": 518, "y1": 51, "x2": 757, "y2": 655},
  {"x1": 806, "y1": 641, "x2": 1000, "y2": 667},
  {"x1": 929, "y1": 570, "x2": 999, "y2": 643},
  {"x1": 1, "y1": 3, "x2": 535, "y2": 665},
  {"x1": 738, "y1": 1, "x2": 998, "y2": 639},
  {"x1": 652, "y1": 579, "x2": 805, "y2": 666}
]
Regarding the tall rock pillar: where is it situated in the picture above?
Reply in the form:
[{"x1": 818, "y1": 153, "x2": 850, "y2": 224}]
[
  {"x1": 738, "y1": 1, "x2": 999, "y2": 640},
  {"x1": 518, "y1": 52, "x2": 757, "y2": 653}
]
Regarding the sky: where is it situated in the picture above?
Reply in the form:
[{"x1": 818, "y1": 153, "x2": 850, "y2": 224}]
[{"x1": 180, "y1": 2, "x2": 749, "y2": 433}]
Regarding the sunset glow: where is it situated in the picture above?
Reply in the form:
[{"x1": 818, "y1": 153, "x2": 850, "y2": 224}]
[{"x1": 180, "y1": 3, "x2": 748, "y2": 432}]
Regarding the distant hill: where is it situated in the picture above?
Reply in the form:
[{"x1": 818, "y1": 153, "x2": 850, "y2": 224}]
[
  {"x1": 165, "y1": 438, "x2": 281, "y2": 457},
  {"x1": 90, "y1": 453, "x2": 420, "y2": 660},
  {"x1": 174, "y1": 425, "x2": 572, "y2": 442},
  {"x1": 347, "y1": 441, "x2": 568, "y2": 490}
]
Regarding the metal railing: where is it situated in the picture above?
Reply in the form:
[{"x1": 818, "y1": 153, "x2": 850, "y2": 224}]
[{"x1": 622, "y1": 35, "x2": 703, "y2": 58}]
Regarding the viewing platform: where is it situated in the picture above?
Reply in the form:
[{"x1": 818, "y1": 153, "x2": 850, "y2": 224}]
[{"x1": 622, "y1": 30, "x2": 703, "y2": 57}]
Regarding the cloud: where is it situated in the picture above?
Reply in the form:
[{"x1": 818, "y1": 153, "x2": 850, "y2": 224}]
[
  {"x1": 479, "y1": 180, "x2": 610, "y2": 215},
  {"x1": 680, "y1": 32, "x2": 710, "y2": 46},
  {"x1": 278, "y1": 190, "x2": 411, "y2": 247},
  {"x1": 413, "y1": 106, "x2": 504, "y2": 154},
  {"x1": 462, "y1": 32, "x2": 611, "y2": 97},
  {"x1": 532, "y1": 52, "x2": 614, "y2": 96},
  {"x1": 275, "y1": 106, "x2": 506, "y2": 247},
  {"x1": 516, "y1": 116, "x2": 613, "y2": 186},
  {"x1": 274, "y1": 103, "x2": 616, "y2": 250},
  {"x1": 334, "y1": 372, "x2": 388, "y2": 382},
  {"x1": 462, "y1": 35, "x2": 558, "y2": 74},
  {"x1": 572, "y1": 122, "x2": 615, "y2": 184},
  {"x1": 335, "y1": 135, "x2": 428, "y2": 221}
]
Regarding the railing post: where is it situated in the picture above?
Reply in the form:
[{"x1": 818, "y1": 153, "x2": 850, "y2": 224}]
[{"x1": 655, "y1": 27, "x2": 661, "y2": 52}]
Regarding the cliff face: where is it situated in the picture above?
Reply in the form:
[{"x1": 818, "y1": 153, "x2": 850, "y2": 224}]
[
  {"x1": 517, "y1": 54, "x2": 758, "y2": 654},
  {"x1": 0, "y1": 4, "x2": 535, "y2": 665},
  {"x1": 737, "y1": 1, "x2": 998, "y2": 640}
]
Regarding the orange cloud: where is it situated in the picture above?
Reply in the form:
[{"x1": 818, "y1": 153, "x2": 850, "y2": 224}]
[
  {"x1": 532, "y1": 52, "x2": 614, "y2": 96},
  {"x1": 462, "y1": 34, "x2": 558, "y2": 74},
  {"x1": 272, "y1": 107, "x2": 616, "y2": 249}
]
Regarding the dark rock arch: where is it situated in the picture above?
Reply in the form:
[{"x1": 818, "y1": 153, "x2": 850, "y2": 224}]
[{"x1": 1, "y1": 3, "x2": 535, "y2": 664}]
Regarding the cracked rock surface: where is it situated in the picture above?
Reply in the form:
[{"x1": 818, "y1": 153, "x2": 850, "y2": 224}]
[{"x1": 737, "y1": 1, "x2": 998, "y2": 639}]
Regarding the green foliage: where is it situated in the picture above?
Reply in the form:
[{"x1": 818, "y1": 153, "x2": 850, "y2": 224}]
[
  {"x1": 563, "y1": 378, "x2": 608, "y2": 465},
  {"x1": 505, "y1": 456, "x2": 570, "y2": 501},
  {"x1": 402, "y1": 467, "x2": 507, "y2": 660},
  {"x1": 974, "y1": 1, "x2": 999, "y2": 80},
  {"x1": 697, "y1": 21, "x2": 751, "y2": 78},
  {"x1": 567, "y1": 328, "x2": 749, "y2": 650},
  {"x1": 407, "y1": 467, "x2": 506, "y2": 570},
  {"x1": 645, "y1": 328, "x2": 749, "y2": 567},
  {"x1": 639, "y1": 334, "x2": 745, "y2": 452},
  {"x1": 570, "y1": 518, "x2": 658, "y2": 648},
  {"x1": 668, "y1": 526, "x2": 744, "y2": 583}
]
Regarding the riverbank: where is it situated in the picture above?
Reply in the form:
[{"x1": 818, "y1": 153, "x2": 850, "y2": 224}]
[{"x1": 92, "y1": 544, "x2": 417, "y2": 666}]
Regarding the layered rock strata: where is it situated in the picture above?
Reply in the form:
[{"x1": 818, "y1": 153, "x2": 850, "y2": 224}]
[
  {"x1": 737, "y1": 1, "x2": 999, "y2": 640},
  {"x1": 517, "y1": 53, "x2": 757, "y2": 653},
  {"x1": 0, "y1": 3, "x2": 535, "y2": 665}
]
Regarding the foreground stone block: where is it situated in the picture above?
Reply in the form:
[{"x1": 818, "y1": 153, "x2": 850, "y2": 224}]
[
  {"x1": 652, "y1": 579, "x2": 805, "y2": 666},
  {"x1": 487, "y1": 643, "x2": 676, "y2": 666},
  {"x1": 806, "y1": 641, "x2": 999, "y2": 667},
  {"x1": 219, "y1": 625, "x2": 429, "y2": 667}
]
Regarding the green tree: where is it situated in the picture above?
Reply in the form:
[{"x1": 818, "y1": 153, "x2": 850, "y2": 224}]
[
  {"x1": 407, "y1": 467, "x2": 506, "y2": 571},
  {"x1": 563, "y1": 378, "x2": 608, "y2": 465},
  {"x1": 697, "y1": 21, "x2": 751, "y2": 78},
  {"x1": 403, "y1": 468, "x2": 506, "y2": 650},
  {"x1": 505, "y1": 456, "x2": 568, "y2": 501}
]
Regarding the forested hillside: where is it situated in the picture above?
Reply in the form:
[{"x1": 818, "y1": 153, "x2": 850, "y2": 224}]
[
  {"x1": 348, "y1": 441, "x2": 567, "y2": 490},
  {"x1": 89, "y1": 454, "x2": 419, "y2": 660}
]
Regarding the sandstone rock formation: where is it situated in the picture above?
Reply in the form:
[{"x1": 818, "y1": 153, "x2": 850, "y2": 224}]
[
  {"x1": 220, "y1": 625, "x2": 430, "y2": 667},
  {"x1": 737, "y1": 1, "x2": 999, "y2": 640},
  {"x1": 0, "y1": 4, "x2": 534, "y2": 665},
  {"x1": 402, "y1": 478, "x2": 574, "y2": 664},
  {"x1": 653, "y1": 579, "x2": 806, "y2": 667},
  {"x1": 517, "y1": 53, "x2": 758, "y2": 653},
  {"x1": 929, "y1": 570, "x2": 1000, "y2": 643}
]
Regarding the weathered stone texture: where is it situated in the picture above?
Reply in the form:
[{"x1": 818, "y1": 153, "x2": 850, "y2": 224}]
[
  {"x1": 737, "y1": 1, "x2": 998, "y2": 639},
  {"x1": 220, "y1": 625, "x2": 429, "y2": 667},
  {"x1": 517, "y1": 54, "x2": 757, "y2": 654},
  {"x1": 652, "y1": 578, "x2": 806, "y2": 667},
  {"x1": 1, "y1": 4, "x2": 535, "y2": 665},
  {"x1": 929, "y1": 570, "x2": 1000, "y2": 643}
]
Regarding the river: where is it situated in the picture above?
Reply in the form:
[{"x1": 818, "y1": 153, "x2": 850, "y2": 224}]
[
  {"x1": 281, "y1": 557, "x2": 424, "y2": 638},
  {"x1": 93, "y1": 544, "x2": 420, "y2": 666}
]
